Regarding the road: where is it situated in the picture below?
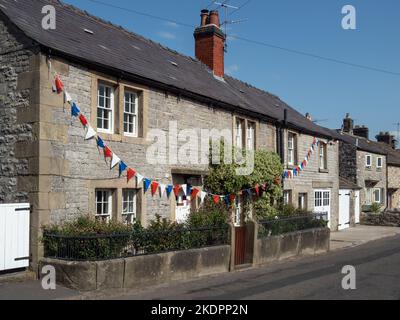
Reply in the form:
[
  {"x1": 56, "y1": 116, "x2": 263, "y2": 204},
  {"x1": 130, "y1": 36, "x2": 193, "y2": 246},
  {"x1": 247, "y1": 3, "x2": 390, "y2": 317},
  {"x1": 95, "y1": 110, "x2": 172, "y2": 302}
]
[{"x1": 103, "y1": 234, "x2": 400, "y2": 300}]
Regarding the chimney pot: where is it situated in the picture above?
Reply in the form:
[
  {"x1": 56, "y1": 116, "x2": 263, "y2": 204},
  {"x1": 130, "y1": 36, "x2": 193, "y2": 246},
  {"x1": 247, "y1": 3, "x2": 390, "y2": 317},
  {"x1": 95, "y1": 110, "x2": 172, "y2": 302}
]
[
  {"x1": 209, "y1": 10, "x2": 220, "y2": 27},
  {"x1": 200, "y1": 9, "x2": 209, "y2": 26}
]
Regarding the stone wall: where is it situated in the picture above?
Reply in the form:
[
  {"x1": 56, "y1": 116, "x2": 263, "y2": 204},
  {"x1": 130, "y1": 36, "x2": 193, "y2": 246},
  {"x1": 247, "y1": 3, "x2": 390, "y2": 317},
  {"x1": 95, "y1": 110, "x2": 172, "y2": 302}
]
[
  {"x1": 40, "y1": 245, "x2": 231, "y2": 291},
  {"x1": 388, "y1": 166, "x2": 400, "y2": 210},
  {"x1": 283, "y1": 130, "x2": 340, "y2": 230},
  {"x1": 339, "y1": 141, "x2": 357, "y2": 183},
  {"x1": 253, "y1": 228, "x2": 330, "y2": 266},
  {"x1": 0, "y1": 14, "x2": 37, "y2": 204},
  {"x1": 356, "y1": 150, "x2": 387, "y2": 210},
  {"x1": 361, "y1": 211, "x2": 400, "y2": 227}
]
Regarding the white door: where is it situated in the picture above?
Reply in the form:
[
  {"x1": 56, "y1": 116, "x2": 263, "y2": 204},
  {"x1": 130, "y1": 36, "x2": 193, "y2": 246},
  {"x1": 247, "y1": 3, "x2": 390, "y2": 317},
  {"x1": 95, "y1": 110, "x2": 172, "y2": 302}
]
[
  {"x1": 0, "y1": 203, "x2": 30, "y2": 271},
  {"x1": 314, "y1": 190, "x2": 331, "y2": 228},
  {"x1": 339, "y1": 189, "x2": 351, "y2": 230},
  {"x1": 354, "y1": 190, "x2": 360, "y2": 224}
]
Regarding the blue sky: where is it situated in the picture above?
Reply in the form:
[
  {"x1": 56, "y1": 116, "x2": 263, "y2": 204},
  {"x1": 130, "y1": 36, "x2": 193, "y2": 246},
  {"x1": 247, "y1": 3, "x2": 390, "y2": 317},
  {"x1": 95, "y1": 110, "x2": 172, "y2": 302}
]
[{"x1": 63, "y1": 0, "x2": 400, "y2": 140}]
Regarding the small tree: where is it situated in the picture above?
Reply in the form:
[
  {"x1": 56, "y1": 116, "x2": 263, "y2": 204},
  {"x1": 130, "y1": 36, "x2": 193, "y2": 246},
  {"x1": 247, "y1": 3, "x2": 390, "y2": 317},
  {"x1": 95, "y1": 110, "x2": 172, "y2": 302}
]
[{"x1": 204, "y1": 146, "x2": 283, "y2": 221}]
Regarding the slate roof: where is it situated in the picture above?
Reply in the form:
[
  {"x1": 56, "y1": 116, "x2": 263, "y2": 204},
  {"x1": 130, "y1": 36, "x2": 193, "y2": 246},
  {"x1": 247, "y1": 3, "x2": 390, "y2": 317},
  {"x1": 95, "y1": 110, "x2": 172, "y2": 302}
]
[{"x1": 0, "y1": 0, "x2": 336, "y2": 139}]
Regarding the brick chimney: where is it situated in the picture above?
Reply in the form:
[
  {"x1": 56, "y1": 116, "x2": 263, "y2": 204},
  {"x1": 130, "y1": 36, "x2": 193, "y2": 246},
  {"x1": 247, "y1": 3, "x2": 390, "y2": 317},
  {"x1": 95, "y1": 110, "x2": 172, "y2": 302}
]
[
  {"x1": 342, "y1": 113, "x2": 354, "y2": 134},
  {"x1": 353, "y1": 125, "x2": 369, "y2": 139},
  {"x1": 376, "y1": 132, "x2": 397, "y2": 149},
  {"x1": 194, "y1": 9, "x2": 226, "y2": 78}
]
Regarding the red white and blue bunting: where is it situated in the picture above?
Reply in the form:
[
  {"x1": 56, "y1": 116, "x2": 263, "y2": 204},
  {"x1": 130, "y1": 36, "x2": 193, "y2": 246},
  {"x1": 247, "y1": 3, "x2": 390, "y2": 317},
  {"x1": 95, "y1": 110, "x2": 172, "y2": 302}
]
[{"x1": 53, "y1": 74, "x2": 282, "y2": 205}]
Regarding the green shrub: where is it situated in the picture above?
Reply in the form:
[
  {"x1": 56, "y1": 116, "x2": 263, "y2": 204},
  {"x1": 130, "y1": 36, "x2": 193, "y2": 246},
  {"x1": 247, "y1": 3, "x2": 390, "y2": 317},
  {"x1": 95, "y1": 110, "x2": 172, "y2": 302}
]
[
  {"x1": 42, "y1": 215, "x2": 133, "y2": 260},
  {"x1": 370, "y1": 202, "x2": 382, "y2": 214}
]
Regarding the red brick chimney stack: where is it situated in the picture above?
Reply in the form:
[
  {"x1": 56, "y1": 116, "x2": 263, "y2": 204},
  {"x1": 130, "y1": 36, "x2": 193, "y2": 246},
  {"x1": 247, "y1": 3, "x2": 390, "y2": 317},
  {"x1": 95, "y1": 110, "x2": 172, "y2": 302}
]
[{"x1": 194, "y1": 9, "x2": 226, "y2": 78}]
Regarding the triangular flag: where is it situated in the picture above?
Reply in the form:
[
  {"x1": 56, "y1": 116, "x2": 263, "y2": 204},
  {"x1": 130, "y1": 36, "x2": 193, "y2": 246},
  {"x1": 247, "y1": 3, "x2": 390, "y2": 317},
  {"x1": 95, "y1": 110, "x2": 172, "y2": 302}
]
[
  {"x1": 97, "y1": 137, "x2": 105, "y2": 149},
  {"x1": 224, "y1": 195, "x2": 230, "y2": 205},
  {"x1": 200, "y1": 191, "x2": 207, "y2": 203},
  {"x1": 104, "y1": 146, "x2": 112, "y2": 159},
  {"x1": 127, "y1": 168, "x2": 136, "y2": 183},
  {"x1": 160, "y1": 184, "x2": 166, "y2": 197},
  {"x1": 111, "y1": 154, "x2": 121, "y2": 169},
  {"x1": 136, "y1": 173, "x2": 144, "y2": 185},
  {"x1": 229, "y1": 194, "x2": 236, "y2": 203},
  {"x1": 191, "y1": 188, "x2": 200, "y2": 201},
  {"x1": 85, "y1": 126, "x2": 96, "y2": 140},
  {"x1": 71, "y1": 103, "x2": 80, "y2": 117},
  {"x1": 119, "y1": 162, "x2": 127, "y2": 176},
  {"x1": 173, "y1": 185, "x2": 181, "y2": 197},
  {"x1": 166, "y1": 185, "x2": 173, "y2": 198},
  {"x1": 255, "y1": 185, "x2": 260, "y2": 196},
  {"x1": 55, "y1": 75, "x2": 64, "y2": 94},
  {"x1": 79, "y1": 114, "x2": 88, "y2": 127},
  {"x1": 181, "y1": 184, "x2": 187, "y2": 196},
  {"x1": 64, "y1": 91, "x2": 72, "y2": 104},
  {"x1": 151, "y1": 181, "x2": 159, "y2": 196},
  {"x1": 213, "y1": 195, "x2": 220, "y2": 204},
  {"x1": 143, "y1": 179, "x2": 152, "y2": 193}
]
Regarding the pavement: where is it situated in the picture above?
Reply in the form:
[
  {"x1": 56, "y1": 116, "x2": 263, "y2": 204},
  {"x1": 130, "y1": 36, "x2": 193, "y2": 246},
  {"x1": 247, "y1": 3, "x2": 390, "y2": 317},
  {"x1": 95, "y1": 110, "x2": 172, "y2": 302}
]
[
  {"x1": 330, "y1": 225, "x2": 400, "y2": 251},
  {"x1": 0, "y1": 225, "x2": 399, "y2": 300}
]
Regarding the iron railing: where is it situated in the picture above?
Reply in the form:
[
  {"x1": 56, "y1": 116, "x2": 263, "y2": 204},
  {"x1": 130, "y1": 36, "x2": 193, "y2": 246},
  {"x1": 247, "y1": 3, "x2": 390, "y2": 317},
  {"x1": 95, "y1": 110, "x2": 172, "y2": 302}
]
[
  {"x1": 43, "y1": 225, "x2": 230, "y2": 261},
  {"x1": 257, "y1": 212, "x2": 328, "y2": 238}
]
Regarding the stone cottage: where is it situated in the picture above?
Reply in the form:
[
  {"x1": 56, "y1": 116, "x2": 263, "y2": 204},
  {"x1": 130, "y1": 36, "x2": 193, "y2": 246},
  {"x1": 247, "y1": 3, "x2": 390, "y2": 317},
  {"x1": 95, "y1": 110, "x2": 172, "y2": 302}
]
[
  {"x1": 0, "y1": 0, "x2": 340, "y2": 270},
  {"x1": 338, "y1": 115, "x2": 388, "y2": 214}
]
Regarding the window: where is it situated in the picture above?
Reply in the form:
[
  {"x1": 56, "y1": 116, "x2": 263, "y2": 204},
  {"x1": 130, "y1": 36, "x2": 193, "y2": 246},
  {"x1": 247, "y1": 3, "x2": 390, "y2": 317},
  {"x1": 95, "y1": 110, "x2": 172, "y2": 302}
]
[
  {"x1": 246, "y1": 122, "x2": 256, "y2": 151},
  {"x1": 315, "y1": 191, "x2": 322, "y2": 207},
  {"x1": 287, "y1": 133, "x2": 297, "y2": 166},
  {"x1": 97, "y1": 84, "x2": 114, "y2": 133},
  {"x1": 95, "y1": 189, "x2": 112, "y2": 222},
  {"x1": 377, "y1": 157, "x2": 383, "y2": 169},
  {"x1": 124, "y1": 91, "x2": 138, "y2": 137},
  {"x1": 323, "y1": 191, "x2": 330, "y2": 206},
  {"x1": 122, "y1": 189, "x2": 137, "y2": 224},
  {"x1": 235, "y1": 118, "x2": 245, "y2": 149},
  {"x1": 373, "y1": 188, "x2": 382, "y2": 204},
  {"x1": 365, "y1": 155, "x2": 372, "y2": 168},
  {"x1": 319, "y1": 143, "x2": 327, "y2": 170},
  {"x1": 283, "y1": 190, "x2": 292, "y2": 205},
  {"x1": 298, "y1": 193, "x2": 307, "y2": 211}
]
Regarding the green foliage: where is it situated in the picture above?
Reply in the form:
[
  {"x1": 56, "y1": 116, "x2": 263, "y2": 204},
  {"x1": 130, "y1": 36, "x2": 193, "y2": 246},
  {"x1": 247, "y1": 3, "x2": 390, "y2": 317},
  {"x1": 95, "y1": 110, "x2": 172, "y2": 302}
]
[
  {"x1": 187, "y1": 200, "x2": 231, "y2": 228},
  {"x1": 370, "y1": 202, "x2": 382, "y2": 214},
  {"x1": 43, "y1": 215, "x2": 132, "y2": 236},
  {"x1": 42, "y1": 216, "x2": 133, "y2": 260},
  {"x1": 204, "y1": 148, "x2": 283, "y2": 203}
]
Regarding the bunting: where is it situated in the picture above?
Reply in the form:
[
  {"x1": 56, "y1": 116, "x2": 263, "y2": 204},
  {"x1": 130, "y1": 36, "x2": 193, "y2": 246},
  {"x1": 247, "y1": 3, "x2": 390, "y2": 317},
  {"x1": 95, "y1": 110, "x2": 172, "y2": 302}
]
[{"x1": 51, "y1": 72, "x2": 287, "y2": 207}]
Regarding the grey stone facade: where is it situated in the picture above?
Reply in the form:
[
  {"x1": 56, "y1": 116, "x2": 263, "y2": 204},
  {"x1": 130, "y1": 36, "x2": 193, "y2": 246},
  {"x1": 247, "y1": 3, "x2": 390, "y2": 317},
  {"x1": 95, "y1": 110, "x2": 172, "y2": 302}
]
[
  {"x1": 0, "y1": 16, "x2": 36, "y2": 204},
  {"x1": 388, "y1": 166, "x2": 400, "y2": 209},
  {"x1": 283, "y1": 130, "x2": 340, "y2": 230}
]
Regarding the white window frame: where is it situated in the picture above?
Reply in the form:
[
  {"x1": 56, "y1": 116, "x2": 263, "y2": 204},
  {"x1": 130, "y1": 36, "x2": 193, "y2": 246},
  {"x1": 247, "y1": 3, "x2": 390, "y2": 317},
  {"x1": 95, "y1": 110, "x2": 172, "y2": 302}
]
[
  {"x1": 377, "y1": 157, "x2": 383, "y2": 169},
  {"x1": 298, "y1": 193, "x2": 307, "y2": 211},
  {"x1": 122, "y1": 189, "x2": 137, "y2": 224},
  {"x1": 373, "y1": 188, "x2": 382, "y2": 204},
  {"x1": 246, "y1": 122, "x2": 256, "y2": 151},
  {"x1": 287, "y1": 133, "x2": 296, "y2": 166},
  {"x1": 97, "y1": 83, "x2": 114, "y2": 134},
  {"x1": 124, "y1": 90, "x2": 139, "y2": 137},
  {"x1": 315, "y1": 191, "x2": 322, "y2": 207},
  {"x1": 319, "y1": 143, "x2": 327, "y2": 170},
  {"x1": 95, "y1": 189, "x2": 112, "y2": 222},
  {"x1": 283, "y1": 190, "x2": 292, "y2": 205},
  {"x1": 365, "y1": 155, "x2": 372, "y2": 168},
  {"x1": 235, "y1": 118, "x2": 244, "y2": 149}
]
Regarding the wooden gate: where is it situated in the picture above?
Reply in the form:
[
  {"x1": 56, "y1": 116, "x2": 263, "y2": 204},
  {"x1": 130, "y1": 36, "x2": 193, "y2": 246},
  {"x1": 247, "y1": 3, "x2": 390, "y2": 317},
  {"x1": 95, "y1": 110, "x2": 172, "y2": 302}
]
[
  {"x1": 234, "y1": 226, "x2": 247, "y2": 266},
  {"x1": 0, "y1": 203, "x2": 30, "y2": 271}
]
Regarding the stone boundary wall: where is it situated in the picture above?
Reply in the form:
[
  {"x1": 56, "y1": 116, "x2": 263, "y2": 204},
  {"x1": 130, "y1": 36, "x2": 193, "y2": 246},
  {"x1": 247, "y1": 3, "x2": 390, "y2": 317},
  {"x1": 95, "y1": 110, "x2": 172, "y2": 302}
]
[
  {"x1": 361, "y1": 212, "x2": 400, "y2": 227},
  {"x1": 40, "y1": 245, "x2": 230, "y2": 291},
  {"x1": 253, "y1": 228, "x2": 330, "y2": 266}
]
